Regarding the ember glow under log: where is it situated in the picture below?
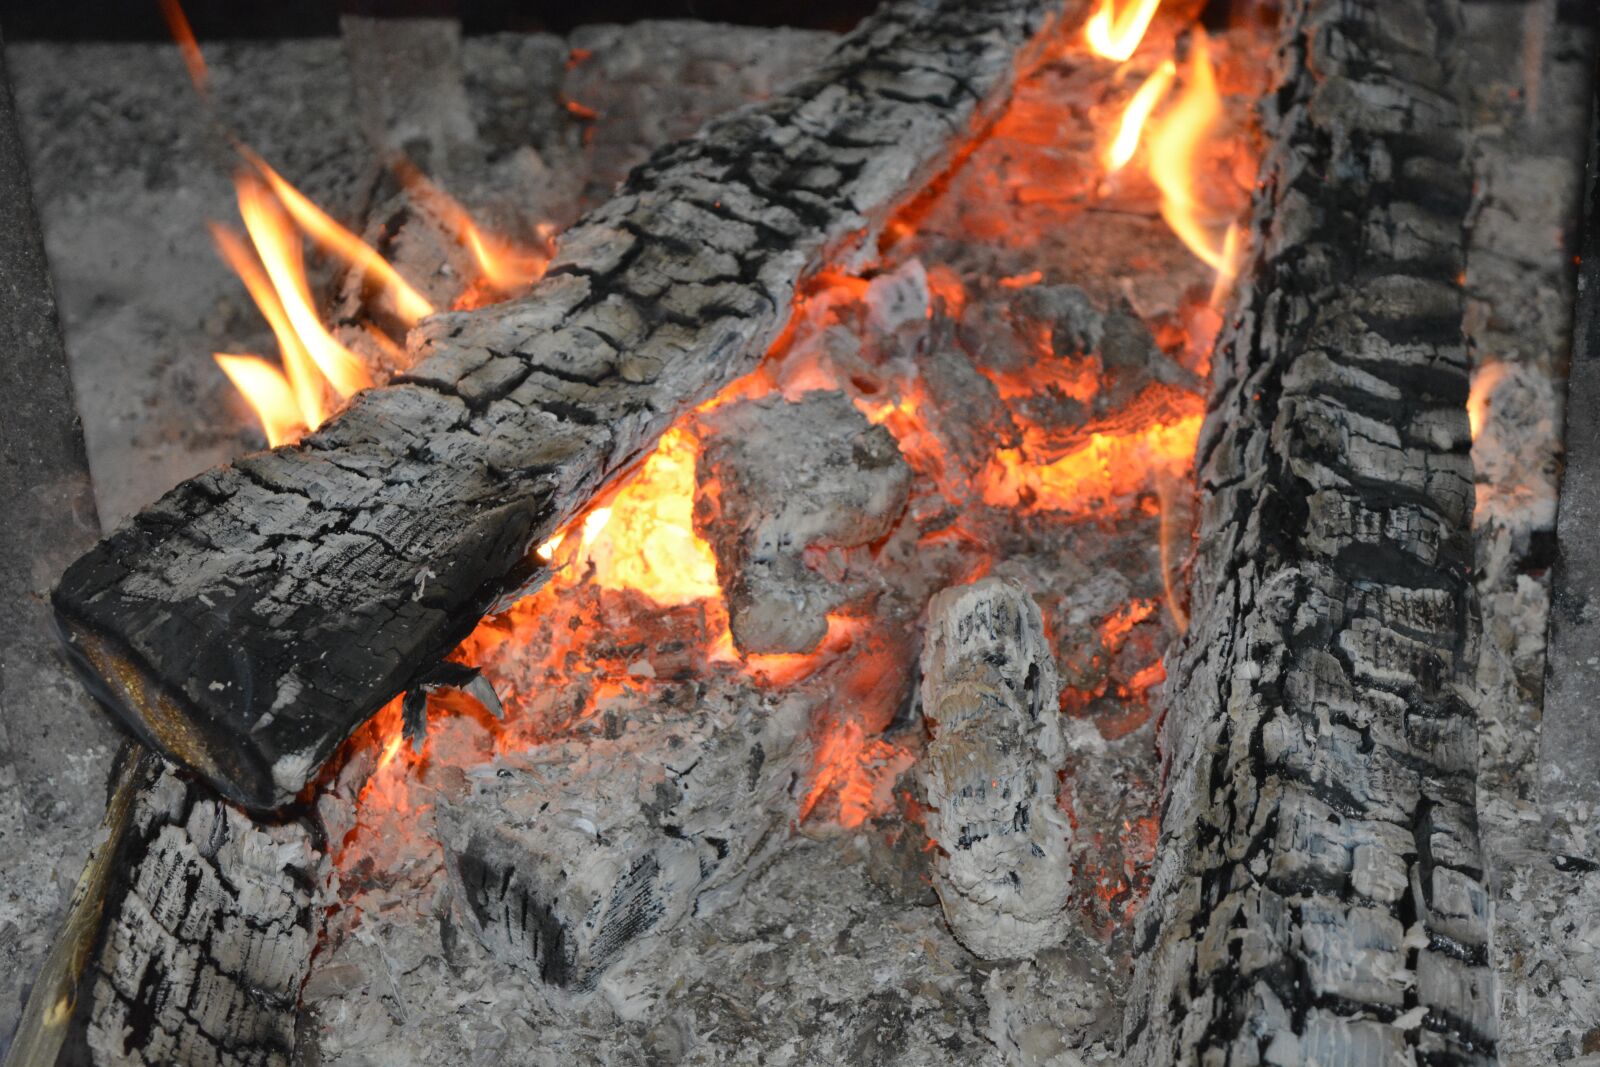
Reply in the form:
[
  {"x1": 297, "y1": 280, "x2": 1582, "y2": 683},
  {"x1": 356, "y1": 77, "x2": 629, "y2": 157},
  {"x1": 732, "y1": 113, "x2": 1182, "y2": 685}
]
[{"x1": 50, "y1": 0, "x2": 1060, "y2": 810}]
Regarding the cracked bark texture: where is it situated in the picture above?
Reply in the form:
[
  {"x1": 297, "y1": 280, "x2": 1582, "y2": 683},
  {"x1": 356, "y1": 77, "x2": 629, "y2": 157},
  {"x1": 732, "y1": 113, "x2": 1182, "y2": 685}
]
[
  {"x1": 51, "y1": 0, "x2": 1061, "y2": 811},
  {"x1": 917, "y1": 577, "x2": 1070, "y2": 960},
  {"x1": 26, "y1": 749, "x2": 326, "y2": 1067},
  {"x1": 1125, "y1": 1, "x2": 1495, "y2": 1064}
]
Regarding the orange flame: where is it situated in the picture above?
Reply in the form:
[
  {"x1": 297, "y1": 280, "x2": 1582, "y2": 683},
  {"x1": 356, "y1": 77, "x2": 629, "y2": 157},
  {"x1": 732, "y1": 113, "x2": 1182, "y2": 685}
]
[
  {"x1": 393, "y1": 159, "x2": 548, "y2": 302},
  {"x1": 1468, "y1": 362, "x2": 1508, "y2": 441},
  {"x1": 157, "y1": 0, "x2": 208, "y2": 95},
  {"x1": 1086, "y1": 0, "x2": 1163, "y2": 62},
  {"x1": 234, "y1": 174, "x2": 373, "y2": 398},
  {"x1": 1108, "y1": 60, "x2": 1176, "y2": 171},
  {"x1": 1145, "y1": 30, "x2": 1235, "y2": 278}
]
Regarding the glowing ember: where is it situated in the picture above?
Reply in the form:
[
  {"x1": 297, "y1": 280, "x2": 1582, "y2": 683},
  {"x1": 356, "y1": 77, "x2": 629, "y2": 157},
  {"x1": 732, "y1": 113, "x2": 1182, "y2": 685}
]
[
  {"x1": 799, "y1": 719, "x2": 915, "y2": 828},
  {"x1": 1085, "y1": 0, "x2": 1163, "y2": 62},
  {"x1": 567, "y1": 427, "x2": 722, "y2": 607},
  {"x1": 1107, "y1": 59, "x2": 1176, "y2": 171},
  {"x1": 982, "y1": 410, "x2": 1204, "y2": 518},
  {"x1": 1145, "y1": 30, "x2": 1237, "y2": 277}
]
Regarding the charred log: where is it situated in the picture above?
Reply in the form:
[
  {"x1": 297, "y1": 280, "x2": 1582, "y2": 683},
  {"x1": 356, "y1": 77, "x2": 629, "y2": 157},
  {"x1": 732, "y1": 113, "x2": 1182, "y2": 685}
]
[
  {"x1": 917, "y1": 577, "x2": 1070, "y2": 960},
  {"x1": 51, "y1": 0, "x2": 1063, "y2": 811},
  {"x1": 10, "y1": 748, "x2": 325, "y2": 1067},
  {"x1": 1125, "y1": 0, "x2": 1495, "y2": 1063}
]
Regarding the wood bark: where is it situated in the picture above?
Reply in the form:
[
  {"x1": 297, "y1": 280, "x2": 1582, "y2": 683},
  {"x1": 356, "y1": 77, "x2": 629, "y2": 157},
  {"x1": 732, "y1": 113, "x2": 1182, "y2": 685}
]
[
  {"x1": 51, "y1": 0, "x2": 1061, "y2": 811},
  {"x1": 1124, "y1": 0, "x2": 1496, "y2": 1063},
  {"x1": 917, "y1": 577, "x2": 1070, "y2": 960},
  {"x1": 10, "y1": 748, "x2": 325, "y2": 1067}
]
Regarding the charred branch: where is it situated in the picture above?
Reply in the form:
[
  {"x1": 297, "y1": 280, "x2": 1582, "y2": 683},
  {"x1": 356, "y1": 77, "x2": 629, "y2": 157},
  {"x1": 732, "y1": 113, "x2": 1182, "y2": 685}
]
[{"x1": 51, "y1": 0, "x2": 1063, "y2": 811}]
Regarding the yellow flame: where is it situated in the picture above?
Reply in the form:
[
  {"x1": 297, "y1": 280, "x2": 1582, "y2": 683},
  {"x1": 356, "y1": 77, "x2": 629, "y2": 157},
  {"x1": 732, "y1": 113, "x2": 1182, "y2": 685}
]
[
  {"x1": 1146, "y1": 30, "x2": 1233, "y2": 277},
  {"x1": 213, "y1": 354, "x2": 302, "y2": 447},
  {"x1": 244, "y1": 149, "x2": 436, "y2": 328},
  {"x1": 235, "y1": 174, "x2": 373, "y2": 398},
  {"x1": 210, "y1": 224, "x2": 326, "y2": 431},
  {"x1": 1108, "y1": 60, "x2": 1176, "y2": 171},
  {"x1": 1086, "y1": 0, "x2": 1163, "y2": 62}
]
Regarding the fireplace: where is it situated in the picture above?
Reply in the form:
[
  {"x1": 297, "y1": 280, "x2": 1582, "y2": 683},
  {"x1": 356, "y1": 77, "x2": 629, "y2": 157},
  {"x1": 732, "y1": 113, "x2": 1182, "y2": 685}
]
[{"x1": 1, "y1": 1, "x2": 1597, "y2": 1065}]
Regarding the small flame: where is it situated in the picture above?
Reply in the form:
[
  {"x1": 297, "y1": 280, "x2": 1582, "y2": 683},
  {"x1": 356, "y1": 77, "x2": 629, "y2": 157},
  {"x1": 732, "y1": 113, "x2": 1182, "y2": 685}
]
[
  {"x1": 1145, "y1": 30, "x2": 1235, "y2": 278},
  {"x1": 1468, "y1": 362, "x2": 1508, "y2": 441},
  {"x1": 1108, "y1": 60, "x2": 1176, "y2": 172},
  {"x1": 213, "y1": 354, "x2": 302, "y2": 447},
  {"x1": 246, "y1": 150, "x2": 436, "y2": 328},
  {"x1": 1086, "y1": 0, "x2": 1164, "y2": 62},
  {"x1": 157, "y1": 0, "x2": 208, "y2": 95},
  {"x1": 393, "y1": 159, "x2": 548, "y2": 302},
  {"x1": 234, "y1": 174, "x2": 373, "y2": 398}
]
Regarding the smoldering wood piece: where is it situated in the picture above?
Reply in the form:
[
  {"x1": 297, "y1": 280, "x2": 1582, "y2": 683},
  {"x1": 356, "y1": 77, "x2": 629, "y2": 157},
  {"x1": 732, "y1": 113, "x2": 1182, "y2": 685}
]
[
  {"x1": 694, "y1": 392, "x2": 911, "y2": 655},
  {"x1": 22, "y1": 749, "x2": 326, "y2": 1067},
  {"x1": 52, "y1": 0, "x2": 1063, "y2": 812},
  {"x1": 437, "y1": 687, "x2": 814, "y2": 992},
  {"x1": 917, "y1": 577, "x2": 1070, "y2": 960},
  {"x1": 1124, "y1": 0, "x2": 1496, "y2": 1063}
]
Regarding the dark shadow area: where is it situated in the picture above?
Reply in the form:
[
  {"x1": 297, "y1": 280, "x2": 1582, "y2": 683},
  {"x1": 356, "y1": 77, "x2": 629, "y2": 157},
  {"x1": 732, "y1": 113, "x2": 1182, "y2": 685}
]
[{"x1": 0, "y1": 0, "x2": 875, "y2": 40}]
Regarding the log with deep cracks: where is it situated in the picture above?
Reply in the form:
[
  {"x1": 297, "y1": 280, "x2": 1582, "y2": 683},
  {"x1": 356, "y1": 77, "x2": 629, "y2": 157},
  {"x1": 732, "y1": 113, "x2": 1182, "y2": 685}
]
[
  {"x1": 50, "y1": 0, "x2": 1065, "y2": 811},
  {"x1": 1124, "y1": 0, "x2": 1495, "y2": 1064}
]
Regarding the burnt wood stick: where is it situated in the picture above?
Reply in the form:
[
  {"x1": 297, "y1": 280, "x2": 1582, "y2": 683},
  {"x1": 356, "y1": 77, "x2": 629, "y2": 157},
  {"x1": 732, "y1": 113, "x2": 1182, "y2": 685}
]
[
  {"x1": 50, "y1": 0, "x2": 1063, "y2": 811},
  {"x1": 1125, "y1": 0, "x2": 1496, "y2": 1063}
]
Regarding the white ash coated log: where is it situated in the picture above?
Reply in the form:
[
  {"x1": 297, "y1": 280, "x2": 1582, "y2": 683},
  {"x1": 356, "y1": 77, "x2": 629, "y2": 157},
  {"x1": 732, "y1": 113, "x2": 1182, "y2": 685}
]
[
  {"x1": 1125, "y1": 0, "x2": 1495, "y2": 1063},
  {"x1": 438, "y1": 683, "x2": 815, "y2": 994},
  {"x1": 50, "y1": 0, "x2": 1063, "y2": 812},
  {"x1": 917, "y1": 577, "x2": 1070, "y2": 960},
  {"x1": 11, "y1": 748, "x2": 326, "y2": 1067},
  {"x1": 695, "y1": 392, "x2": 911, "y2": 655}
]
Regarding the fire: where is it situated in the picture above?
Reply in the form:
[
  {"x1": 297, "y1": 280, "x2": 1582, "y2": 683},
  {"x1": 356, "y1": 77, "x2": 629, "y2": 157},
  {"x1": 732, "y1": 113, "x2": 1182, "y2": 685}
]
[
  {"x1": 1468, "y1": 361, "x2": 1508, "y2": 441},
  {"x1": 1145, "y1": 30, "x2": 1236, "y2": 278},
  {"x1": 161, "y1": 4, "x2": 542, "y2": 446},
  {"x1": 1107, "y1": 60, "x2": 1176, "y2": 171},
  {"x1": 393, "y1": 159, "x2": 549, "y2": 305},
  {"x1": 983, "y1": 410, "x2": 1203, "y2": 517},
  {"x1": 212, "y1": 354, "x2": 302, "y2": 448},
  {"x1": 157, "y1": 0, "x2": 208, "y2": 94},
  {"x1": 798, "y1": 719, "x2": 914, "y2": 828},
  {"x1": 560, "y1": 427, "x2": 722, "y2": 607},
  {"x1": 247, "y1": 151, "x2": 436, "y2": 327},
  {"x1": 1085, "y1": 0, "x2": 1163, "y2": 62}
]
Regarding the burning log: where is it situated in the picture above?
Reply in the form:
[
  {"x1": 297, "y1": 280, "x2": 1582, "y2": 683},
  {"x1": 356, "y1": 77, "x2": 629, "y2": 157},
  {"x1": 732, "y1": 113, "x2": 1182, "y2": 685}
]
[
  {"x1": 1125, "y1": 0, "x2": 1495, "y2": 1062},
  {"x1": 917, "y1": 577, "x2": 1071, "y2": 960},
  {"x1": 52, "y1": 0, "x2": 1062, "y2": 811}
]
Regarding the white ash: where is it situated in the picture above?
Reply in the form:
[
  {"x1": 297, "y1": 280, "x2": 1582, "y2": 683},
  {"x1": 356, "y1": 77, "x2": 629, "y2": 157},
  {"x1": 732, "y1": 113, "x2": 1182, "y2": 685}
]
[
  {"x1": 436, "y1": 682, "x2": 815, "y2": 992},
  {"x1": 918, "y1": 578, "x2": 1071, "y2": 960},
  {"x1": 1453, "y1": 1, "x2": 1600, "y2": 1062},
  {"x1": 695, "y1": 393, "x2": 912, "y2": 655}
]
